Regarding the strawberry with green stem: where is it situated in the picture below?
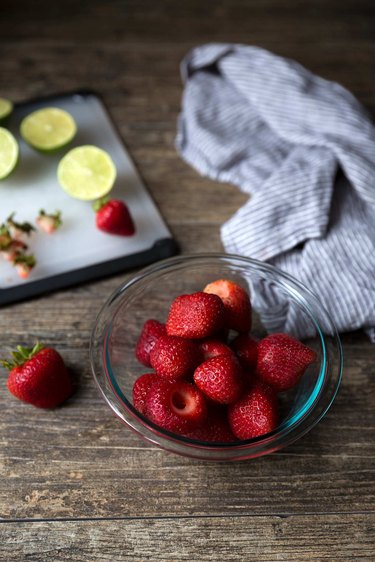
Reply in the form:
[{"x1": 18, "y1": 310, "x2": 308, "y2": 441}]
[
  {"x1": 93, "y1": 197, "x2": 135, "y2": 236},
  {"x1": 0, "y1": 342, "x2": 73, "y2": 408},
  {"x1": 36, "y1": 209, "x2": 62, "y2": 234}
]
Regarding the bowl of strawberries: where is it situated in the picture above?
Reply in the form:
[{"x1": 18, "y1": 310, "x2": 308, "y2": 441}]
[{"x1": 90, "y1": 254, "x2": 343, "y2": 461}]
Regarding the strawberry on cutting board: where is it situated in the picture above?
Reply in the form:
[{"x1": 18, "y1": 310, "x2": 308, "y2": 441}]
[
  {"x1": 1, "y1": 343, "x2": 73, "y2": 408},
  {"x1": 93, "y1": 197, "x2": 135, "y2": 236}
]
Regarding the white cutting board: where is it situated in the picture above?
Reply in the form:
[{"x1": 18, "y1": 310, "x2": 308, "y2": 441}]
[{"x1": 0, "y1": 90, "x2": 176, "y2": 303}]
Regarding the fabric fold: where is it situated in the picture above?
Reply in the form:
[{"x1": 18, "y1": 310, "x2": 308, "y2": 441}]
[{"x1": 176, "y1": 43, "x2": 375, "y2": 340}]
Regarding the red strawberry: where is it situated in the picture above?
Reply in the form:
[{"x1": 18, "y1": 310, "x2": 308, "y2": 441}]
[
  {"x1": 13, "y1": 253, "x2": 36, "y2": 279},
  {"x1": 256, "y1": 333, "x2": 317, "y2": 392},
  {"x1": 185, "y1": 412, "x2": 236, "y2": 443},
  {"x1": 1, "y1": 343, "x2": 73, "y2": 408},
  {"x1": 198, "y1": 339, "x2": 234, "y2": 361},
  {"x1": 166, "y1": 292, "x2": 226, "y2": 339},
  {"x1": 194, "y1": 354, "x2": 243, "y2": 404},
  {"x1": 132, "y1": 373, "x2": 160, "y2": 415},
  {"x1": 150, "y1": 334, "x2": 201, "y2": 380},
  {"x1": 228, "y1": 381, "x2": 278, "y2": 439},
  {"x1": 145, "y1": 379, "x2": 207, "y2": 433},
  {"x1": 231, "y1": 334, "x2": 259, "y2": 371},
  {"x1": 94, "y1": 197, "x2": 135, "y2": 236},
  {"x1": 204, "y1": 279, "x2": 252, "y2": 333},
  {"x1": 36, "y1": 209, "x2": 62, "y2": 234},
  {"x1": 135, "y1": 319, "x2": 166, "y2": 367}
]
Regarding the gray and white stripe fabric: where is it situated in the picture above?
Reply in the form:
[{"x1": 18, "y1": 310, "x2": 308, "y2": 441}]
[{"x1": 176, "y1": 44, "x2": 375, "y2": 341}]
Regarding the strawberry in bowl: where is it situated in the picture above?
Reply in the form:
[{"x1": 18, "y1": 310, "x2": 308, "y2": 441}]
[{"x1": 90, "y1": 254, "x2": 342, "y2": 461}]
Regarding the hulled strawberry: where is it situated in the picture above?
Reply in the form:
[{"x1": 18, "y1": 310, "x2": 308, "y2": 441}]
[
  {"x1": 166, "y1": 292, "x2": 226, "y2": 339},
  {"x1": 94, "y1": 197, "x2": 135, "y2": 236},
  {"x1": 1, "y1": 343, "x2": 73, "y2": 408},
  {"x1": 150, "y1": 334, "x2": 201, "y2": 380},
  {"x1": 135, "y1": 319, "x2": 166, "y2": 367},
  {"x1": 204, "y1": 279, "x2": 252, "y2": 333},
  {"x1": 145, "y1": 379, "x2": 207, "y2": 433},
  {"x1": 36, "y1": 209, "x2": 62, "y2": 234},
  {"x1": 13, "y1": 253, "x2": 36, "y2": 279},
  {"x1": 132, "y1": 373, "x2": 160, "y2": 415},
  {"x1": 256, "y1": 333, "x2": 317, "y2": 392},
  {"x1": 198, "y1": 339, "x2": 234, "y2": 361},
  {"x1": 231, "y1": 334, "x2": 259, "y2": 371},
  {"x1": 194, "y1": 354, "x2": 243, "y2": 404},
  {"x1": 228, "y1": 381, "x2": 278, "y2": 439},
  {"x1": 185, "y1": 412, "x2": 236, "y2": 443}
]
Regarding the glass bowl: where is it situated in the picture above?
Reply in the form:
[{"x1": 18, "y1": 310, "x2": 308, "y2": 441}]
[{"x1": 90, "y1": 253, "x2": 343, "y2": 461}]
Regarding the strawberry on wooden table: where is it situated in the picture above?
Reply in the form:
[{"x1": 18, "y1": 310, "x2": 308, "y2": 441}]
[
  {"x1": 36, "y1": 209, "x2": 62, "y2": 234},
  {"x1": 1, "y1": 343, "x2": 73, "y2": 408},
  {"x1": 93, "y1": 197, "x2": 135, "y2": 236}
]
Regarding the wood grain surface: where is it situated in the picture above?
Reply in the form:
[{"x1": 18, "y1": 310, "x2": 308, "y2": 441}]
[{"x1": 0, "y1": 0, "x2": 374, "y2": 560}]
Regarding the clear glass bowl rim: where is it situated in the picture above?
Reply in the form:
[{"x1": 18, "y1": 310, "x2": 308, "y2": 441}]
[{"x1": 90, "y1": 253, "x2": 343, "y2": 460}]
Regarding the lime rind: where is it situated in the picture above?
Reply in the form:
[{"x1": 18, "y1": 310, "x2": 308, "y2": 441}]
[
  {"x1": 0, "y1": 98, "x2": 13, "y2": 121},
  {"x1": 0, "y1": 127, "x2": 19, "y2": 180},
  {"x1": 57, "y1": 145, "x2": 117, "y2": 201},
  {"x1": 20, "y1": 107, "x2": 77, "y2": 151}
]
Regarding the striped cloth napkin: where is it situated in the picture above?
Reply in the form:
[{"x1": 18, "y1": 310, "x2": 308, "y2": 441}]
[{"x1": 176, "y1": 44, "x2": 375, "y2": 341}]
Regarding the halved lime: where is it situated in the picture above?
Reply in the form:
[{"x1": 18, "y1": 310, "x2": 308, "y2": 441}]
[
  {"x1": 20, "y1": 107, "x2": 77, "y2": 151},
  {"x1": 0, "y1": 98, "x2": 13, "y2": 121},
  {"x1": 0, "y1": 127, "x2": 19, "y2": 180},
  {"x1": 57, "y1": 145, "x2": 117, "y2": 200}
]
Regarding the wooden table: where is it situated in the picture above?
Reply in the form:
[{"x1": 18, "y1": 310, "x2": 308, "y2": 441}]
[{"x1": 1, "y1": 1, "x2": 374, "y2": 560}]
